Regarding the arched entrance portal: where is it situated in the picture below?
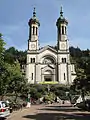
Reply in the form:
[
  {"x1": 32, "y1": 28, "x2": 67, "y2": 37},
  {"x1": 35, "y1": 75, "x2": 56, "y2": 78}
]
[
  {"x1": 41, "y1": 55, "x2": 56, "y2": 82},
  {"x1": 41, "y1": 65, "x2": 55, "y2": 82},
  {"x1": 44, "y1": 70, "x2": 52, "y2": 81}
]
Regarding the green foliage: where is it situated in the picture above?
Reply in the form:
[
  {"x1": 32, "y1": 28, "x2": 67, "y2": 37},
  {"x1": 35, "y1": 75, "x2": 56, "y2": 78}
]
[
  {"x1": 45, "y1": 92, "x2": 55, "y2": 101},
  {"x1": 0, "y1": 33, "x2": 7, "y2": 100},
  {"x1": 6, "y1": 61, "x2": 27, "y2": 102},
  {"x1": 50, "y1": 85, "x2": 70, "y2": 100},
  {"x1": 0, "y1": 33, "x2": 27, "y2": 101},
  {"x1": 69, "y1": 46, "x2": 90, "y2": 98},
  {"x1": 29, "y1": 85, "x2": 47, "y2": 100},
  {"x1": 69, "y1": 46, "x2": 82, "y2": 58},
  {"x1": 0, "y1": 63, "x2": 10, "y2": 97},
  {"x1": 4, "y1": 47, "x2": 26, "y2": 65},
  {"x1": 0, "y1": 33, "x2": 5, "y2": 55},
  {"x1": 0, "y1": 33, "x2": 5, "y2": 64},
  {"x1": 70, "y1": 67, "x2": 90, "y2": 100}
]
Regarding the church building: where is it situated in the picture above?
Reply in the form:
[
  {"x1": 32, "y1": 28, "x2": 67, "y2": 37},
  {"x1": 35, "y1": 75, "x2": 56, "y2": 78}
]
[{"x1": 26, "y1": 7, "x2": 76, "y2": 85}]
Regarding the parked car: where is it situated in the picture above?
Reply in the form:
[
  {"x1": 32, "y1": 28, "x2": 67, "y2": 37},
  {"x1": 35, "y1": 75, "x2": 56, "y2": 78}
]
[{"x1": 0, "y1": 101, "x2": 10, "y2": 118}]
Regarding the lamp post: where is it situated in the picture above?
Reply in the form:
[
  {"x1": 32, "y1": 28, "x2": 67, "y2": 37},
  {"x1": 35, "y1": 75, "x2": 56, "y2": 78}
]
[
  {"x1": 66, "y1": 91, "x2": 69, "y2": 96},
  {"x1": 26, "y1": 89, "x2": 31, "y2": 108},
  {"x1": 47, "y1": 84, "x2": 50, "y2": 92},
  {"x1": 65, "y1": 91, "x2": 69, "y2": 101}
]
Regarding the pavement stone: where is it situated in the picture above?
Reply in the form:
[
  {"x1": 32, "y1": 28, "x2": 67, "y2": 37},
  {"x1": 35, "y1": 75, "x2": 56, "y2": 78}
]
[{"x1": 7, "y1": 103, "x2": 90, "y2": 120}]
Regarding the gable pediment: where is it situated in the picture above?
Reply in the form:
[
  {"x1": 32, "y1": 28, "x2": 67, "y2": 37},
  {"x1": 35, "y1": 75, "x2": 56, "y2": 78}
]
[{"x1": 39, "y1": 45, "x2": 57, "y2": 54}]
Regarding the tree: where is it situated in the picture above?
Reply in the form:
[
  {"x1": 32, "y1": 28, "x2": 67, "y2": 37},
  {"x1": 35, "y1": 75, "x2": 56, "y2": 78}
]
[
  {"x1": 0, "y1": 33, "x2": 5, "y2": 69},
  {"x1": 7, "y1": 61, "x2": 27, "y2": 102},
  {"x1": 69, "y1": 46, "x2": 82, "y2": 58},
  {"x1": 4, "y1": 47, "x2": 26, "y2": 65},
  {"x1": 70, "y1": 67, "x2": 90, "y2": 101},
  {"x1": 0, "y1": 33, "x2": 5, "y2": 58},
  {"x1": 0, "y1": 63, "x2": 11, "y2": 100},
  {"x1": 0, "y1": 33, "x2": 7, "y2": 100}
]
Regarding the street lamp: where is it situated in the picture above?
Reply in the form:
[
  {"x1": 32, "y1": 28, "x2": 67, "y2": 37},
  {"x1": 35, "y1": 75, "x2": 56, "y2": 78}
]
[
  {"x1": 66, "y1": 91, "x2": 69, "y2": 96},
  {"x1": 26, "y1": 89, "x2": 31, "y2": 108},
  {"x1": 47, "y1": 84, "x2": 50, "y2": 92}
]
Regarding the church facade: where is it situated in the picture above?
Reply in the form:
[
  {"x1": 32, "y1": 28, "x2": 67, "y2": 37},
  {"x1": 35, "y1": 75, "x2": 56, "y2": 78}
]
[{"x1": 26, "y1": 7, "x2": 76, "y2": 85}]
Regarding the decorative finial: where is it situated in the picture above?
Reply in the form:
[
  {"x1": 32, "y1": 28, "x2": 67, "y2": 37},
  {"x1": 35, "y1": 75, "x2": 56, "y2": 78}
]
[
  {"x1": 60, "y1": 6, "x2": 63, "y2": 17},
  {"x1": 33, "y1": 7, "x2": 36, "y2": 17}
]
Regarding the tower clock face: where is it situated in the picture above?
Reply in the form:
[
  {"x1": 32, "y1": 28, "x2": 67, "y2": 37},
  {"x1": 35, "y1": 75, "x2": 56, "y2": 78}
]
[
  {"x1": 61, "y1": 43, "x2": 65, "y2": 48},
  {"x1": 31, "y1": 44, "x2": 35, "y2": 48}
]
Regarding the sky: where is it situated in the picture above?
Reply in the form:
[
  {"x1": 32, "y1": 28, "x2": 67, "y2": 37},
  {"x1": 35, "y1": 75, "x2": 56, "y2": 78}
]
[{"x1": 0, "y1": 0, "x2": 90, "y2": 50}]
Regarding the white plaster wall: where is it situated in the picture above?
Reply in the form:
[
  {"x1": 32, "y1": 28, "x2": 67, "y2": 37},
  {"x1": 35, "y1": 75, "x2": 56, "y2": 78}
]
[
  {"x1": 71, "y1": 64, "x2": 76, "y2": 73},
  {"x1": 68, "y1": 64, "x2": 76, "y2": 84},
  {"x1": 27, "y1": 54, "x2": 37, "y2": 63},
  {"x1": 58, "y1": 54, "x2": 69, "y2": 63},
  {"x1": 27, "y1": 54, "x2": 30, "y2": 63},
  {"x1": 26, "y1": 63, "x2": 30, "y2": 81},
  {"x1": 61, "y1": 35, "x2": 67, "y2": 41},
  {"x1": 26, "y1": 48, "x2": 76, "y2": 85},
  {"x1": 26, "y1": 64, "x2": 35, "y2": 84},
  {"x1": 36, "y1": 64, "x2": 41, "y2": 83},
  {"x1": 67, "y1": 64, "x2": 72, "y2": 84},
  {"x1": 58, "y1": 64, "x2": 67, "y2": 84},
  {"x1": 29, "y1": 41, "x2": 39, "y2": 50},
  {"x1": 67, "y1": 54, "x2": 70, "y2": 63},
  {"x1": 26, "y1": 54, "x2": 37, "y2": 83},
  {"x1": 59, "y1": 40, "x2": 69, "y2": 50}
]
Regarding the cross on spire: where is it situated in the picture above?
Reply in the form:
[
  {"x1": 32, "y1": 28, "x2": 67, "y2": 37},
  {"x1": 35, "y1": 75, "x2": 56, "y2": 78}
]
[
  {"x1": 60, "y1": 6, "x2": 63, "y2": 17},
  {"x1": 33, "y1": 7, "x2": 36, "y2": 17}
]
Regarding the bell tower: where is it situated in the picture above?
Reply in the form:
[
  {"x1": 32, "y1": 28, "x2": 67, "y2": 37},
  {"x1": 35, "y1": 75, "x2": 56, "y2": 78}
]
[
  {"x1": 28, "y1": 7, "x2": 40, "y2": 51},
  {"x1": 56, "y1": 7, "x2": 69, "y2": 51}
]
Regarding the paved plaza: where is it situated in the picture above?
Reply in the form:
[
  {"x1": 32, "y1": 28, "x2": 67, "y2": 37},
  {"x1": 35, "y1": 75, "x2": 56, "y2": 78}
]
[{"x1": 6, "y1": 103, "x2": 90, "y2": 120}]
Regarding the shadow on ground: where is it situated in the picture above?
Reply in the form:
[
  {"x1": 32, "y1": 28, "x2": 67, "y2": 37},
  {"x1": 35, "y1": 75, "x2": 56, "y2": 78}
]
[
  {"x1": 23, "y1": 105, "x2": 90, "y2": 120},
  {"x1": 39, "y1": 105, "x2": 82, "y2": 112},
  {"x1": 23, "y1": 112, "x2": 90, "y2": 120}
]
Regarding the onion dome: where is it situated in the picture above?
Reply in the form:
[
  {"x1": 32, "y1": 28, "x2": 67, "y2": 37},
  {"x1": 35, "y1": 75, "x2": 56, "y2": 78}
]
[
  {"x1": 56, "y1": 6, "x2": 68, "y2": 27},
  {"x1": 28, "y1": 7, "x2": 40, "y2": 26}
]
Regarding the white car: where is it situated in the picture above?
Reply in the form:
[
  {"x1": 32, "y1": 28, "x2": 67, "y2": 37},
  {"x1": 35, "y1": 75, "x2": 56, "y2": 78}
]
[{"x1": 0, "y1": 101, "x2": 10, "y2": 118}]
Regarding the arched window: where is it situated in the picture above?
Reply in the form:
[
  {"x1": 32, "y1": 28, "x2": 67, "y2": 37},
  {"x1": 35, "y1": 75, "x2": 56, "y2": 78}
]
[
  {"x1": 64, "y1": 73, "x2": 65, "y2": 80},
  {"x1": 65, "y1": 26, "x2": 66, "y2": 34},
  {"x1": 62, "y1": 26, "x2": 64, "y2": 35},
  {"x1": 31, "y1": 58, "x2": 32, "y2": 63},
  {"x1": 31, "y1": 58, "x2": 35, "y2": 63},
  {"x1": 33, "y1": 26, "x2": 35, "y2": 35},
  {"x1": 64, "y1": 58, "x2": 66, "y2": 63},
  {"x1": 31, "y1": 73, "x2": 33, "y2": 80},
  {"x1": 62, "y1": 58, "x2": 64, "y2": 63},
  {"x1": 36, "y1": 27, "x2": 38, "y2": 35},
  {"x1": 62, "y1": 58, "x2": 66, "y2": 63},
  {"x1": 43, "y1": 57, "x2": 54, "y2": 64},
  {"x1": 33, "y1": 58, "x2": 35, "y2": 63}
]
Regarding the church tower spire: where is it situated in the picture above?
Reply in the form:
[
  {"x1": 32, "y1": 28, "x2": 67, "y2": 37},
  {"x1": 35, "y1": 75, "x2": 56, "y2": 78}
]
[
  {"x1": 33, "y1": 7, "x2": 36, "y2": 17},
  {"x1": 28, "y1": 7, "x2": 40, "y2": 50},
  {"x1": 56, "y1": 6, "x2": 69, "y2": 51},
  {"x1": 60, "y1": 6, "x2": 63, "y2": 17}
]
